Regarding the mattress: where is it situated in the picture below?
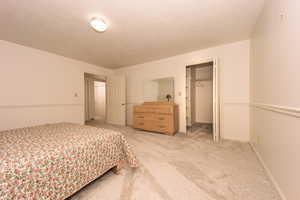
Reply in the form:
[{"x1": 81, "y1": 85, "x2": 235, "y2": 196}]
[{"x1": 0, "y1": 123, "x2": 138, "y2": 200}]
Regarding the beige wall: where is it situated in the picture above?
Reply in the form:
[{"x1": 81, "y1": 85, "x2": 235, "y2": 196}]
[
  {"x1": 250, "y1": 0, "x2": 300, "y2": 199},
  {"x1": 0, "y1": 40, "x2": 113, "y2": 131},
  {"x1": 116, "y1": 40, "x2": 250, "y2": 141}
]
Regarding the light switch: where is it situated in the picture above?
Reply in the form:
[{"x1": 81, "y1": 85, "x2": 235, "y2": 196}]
[
  {"x1": 74, "y1": 93, "x2": 78, "y2": 98},
  {"x1": 280, "y1": 13, "x2": 287, "y2": 21}
]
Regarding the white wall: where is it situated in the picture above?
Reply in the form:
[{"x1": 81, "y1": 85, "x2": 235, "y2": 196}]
[
  {"x1": 0, "y1": 40, "x2": 113, "y2": 131},
  {"x1": 195, "y1": 81, "x2": 213, "y2": 123},
  {"x1": 0, "y1": 39, "x2": 249, "y2": 142},
  {"x1": 195, "y1": 66, "x2": 213, "y2": 123},
  {"x1": 116, "y1": 40, "x2": 250, "y2": 141},
  {"x1": 250, "y1": 1, "x2": 300, "y2": 200},
  {"x1": 94, "y1": 81, "x2": 106, "y2": 120}
]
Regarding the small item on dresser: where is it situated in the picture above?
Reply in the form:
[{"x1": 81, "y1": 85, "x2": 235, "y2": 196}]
[
  {"x1": 133, "y1": 102, "x2": 179, "y2": 136},
  {"x1": 166, "y1": 94, "x2": 172, "y2": 102}
]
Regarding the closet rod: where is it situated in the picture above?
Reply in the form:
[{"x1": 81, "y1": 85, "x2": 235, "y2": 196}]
[{"x1": 194, "y1": 78, "x2": 212, "y2": 82}]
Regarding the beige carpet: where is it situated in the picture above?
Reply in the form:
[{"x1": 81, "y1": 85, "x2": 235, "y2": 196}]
[{"x1": 69, "y1": 122, "x2": 280, "y2": 200}]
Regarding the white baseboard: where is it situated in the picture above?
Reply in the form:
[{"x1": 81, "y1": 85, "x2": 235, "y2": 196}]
[{"x1": 250, "y1": 143, "x2": 287, "y2": 200}]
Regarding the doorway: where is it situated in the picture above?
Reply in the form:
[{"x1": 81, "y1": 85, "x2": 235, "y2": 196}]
[
  {"x1": 84, "y1": 73, "x2": 127, "y2": 126},
  {"x1": 186, "y1": 59, "x2": 220, "y2": 142},
  {"x1": 84, "y1": 73, "x2": 107, "y2": 125}
]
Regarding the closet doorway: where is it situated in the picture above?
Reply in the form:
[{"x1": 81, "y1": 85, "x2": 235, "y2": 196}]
[
  {"x1": 186, "y1": 59, "x2": 220, "y2": 142},
  {"x1": 84, "y1": 73, "x2": 107, "y2": 125}
]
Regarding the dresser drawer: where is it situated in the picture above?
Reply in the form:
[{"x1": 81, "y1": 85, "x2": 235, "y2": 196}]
[
  {"x1": 155, "y1": 114, "x2": 172, "y2": 122},
  {"x1": 155, "y1": 123, "x2": 171, "y2": 133},
  {"x1": 134, "y1": 105, "x2": 156, "y2": 113},
  {"x1": 156, "y1": 106, "x2": 173, "y2": 114},
  {"x1": 134, "y1": 113, "x2": 155, "y2": 120},
  {"x1": 134, "y1": 114, "x2": 146, "y2": 120},
  {"x1": 133, "y1": 119, "x2": 149, "y2": 130}
]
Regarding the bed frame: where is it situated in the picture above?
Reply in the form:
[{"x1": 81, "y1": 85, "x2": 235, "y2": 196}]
[{"x1": 112, "y1": 161, "x2": 125, "y2": 174}]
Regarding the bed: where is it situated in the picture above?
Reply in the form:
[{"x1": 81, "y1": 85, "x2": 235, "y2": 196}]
[{"x1": 0, "y1": 123, "x2": 138, "y2": 200}]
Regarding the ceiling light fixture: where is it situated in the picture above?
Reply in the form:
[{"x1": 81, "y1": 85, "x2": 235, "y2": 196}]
[{"x1": 90, "y1": 17, "x2": 108, "y2": 32}]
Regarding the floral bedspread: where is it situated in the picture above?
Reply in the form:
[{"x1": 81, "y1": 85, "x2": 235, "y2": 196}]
[{"x1": 0, "y1": 123, "x2": 138, "y2": 200}]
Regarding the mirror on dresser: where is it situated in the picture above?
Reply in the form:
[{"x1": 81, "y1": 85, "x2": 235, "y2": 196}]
[{"x1": 143, "y1": 77, "x2": 174, "y2": 102}]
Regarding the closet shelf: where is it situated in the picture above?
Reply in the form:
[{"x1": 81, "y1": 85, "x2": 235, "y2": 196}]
[{"x1": 194, "y1": 78, "x2": 212, "y2": 82}]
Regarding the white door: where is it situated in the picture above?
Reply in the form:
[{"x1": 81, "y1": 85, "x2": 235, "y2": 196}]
[
  {"x1": 106, "y1": 75, "x2": 126, "y2": 125},
  {"x1": 213, "y1": 58, "x2": 220, "y2": 142}
]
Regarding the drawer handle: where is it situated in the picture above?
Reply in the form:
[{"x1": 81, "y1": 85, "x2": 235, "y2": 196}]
[
  {"x1": 158, "y1": 117, "x2": 165, "y2": 120},
  {"x1": 138, "y1": 116, "x2": 144, "y2": 119},
  {"x1": 159, "y1": 125, "x2": 166, "y2": 128},
  {"x1": 139, "y1": 123, "x2": 144, "y2": 125}
]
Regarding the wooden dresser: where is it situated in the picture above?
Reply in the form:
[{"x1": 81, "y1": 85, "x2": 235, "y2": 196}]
[{"x1": 133, "y1": 102, "x2": 179, "y2": 136}]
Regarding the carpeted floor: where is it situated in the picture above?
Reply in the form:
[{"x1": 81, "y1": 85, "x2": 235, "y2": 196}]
[{"x1": 69, "y1": 122, "x2": 280, "y2": 200}]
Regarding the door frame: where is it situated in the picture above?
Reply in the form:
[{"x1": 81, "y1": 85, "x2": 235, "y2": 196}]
[{"x1": 185, "y1": 57, "x2": 220, "y2": 142}]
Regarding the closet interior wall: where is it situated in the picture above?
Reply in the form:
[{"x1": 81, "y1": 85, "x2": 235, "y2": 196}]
[{"x1": 186, "y1": 63, "x2": 213, "y2": 129}]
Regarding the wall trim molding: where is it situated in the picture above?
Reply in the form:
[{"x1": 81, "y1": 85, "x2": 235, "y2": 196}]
[
  {"x1": 251, "y1": 103, "x2": 300, "y2": 118},
  {"x1": 0, "y1": 104, "x2": 83, "y2": 109},
  {"x1": 222, "y1": 102, "x2": 249, "y2": 106},
  {"x1": 250, "y1": 143, "x2": 287, "y2": 200}
]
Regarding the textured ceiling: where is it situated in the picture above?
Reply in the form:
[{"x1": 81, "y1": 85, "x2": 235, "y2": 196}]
[{"x1": 0, "y1": 0, "x2": 264, "y2": 68}]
